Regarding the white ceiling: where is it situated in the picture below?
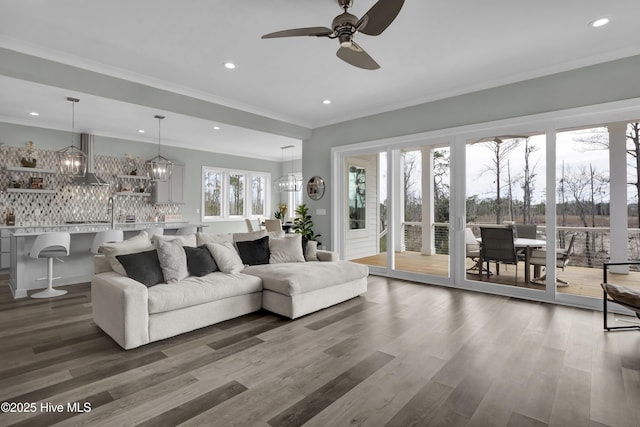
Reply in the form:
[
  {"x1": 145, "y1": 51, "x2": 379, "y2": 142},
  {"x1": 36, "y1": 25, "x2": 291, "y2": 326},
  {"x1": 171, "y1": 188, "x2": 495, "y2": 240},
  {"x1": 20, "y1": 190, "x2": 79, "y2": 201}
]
[{"x1": 1, "y1": 0, "x2": 639, "y2": 160}]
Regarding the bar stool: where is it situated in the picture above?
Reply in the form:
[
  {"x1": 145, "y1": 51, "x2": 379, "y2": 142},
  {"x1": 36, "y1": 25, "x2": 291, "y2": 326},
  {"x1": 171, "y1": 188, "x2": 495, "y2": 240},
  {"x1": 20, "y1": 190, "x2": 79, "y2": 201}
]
[
  {"x1": 90, "y1": 229, "x2": 124, "y2": 254},
  {"x1": 175, "y1": 226, "x2": 197, "y2": 235},
  {"x1": 29, "y1": 232, "x2": 71, "y2": 299}
]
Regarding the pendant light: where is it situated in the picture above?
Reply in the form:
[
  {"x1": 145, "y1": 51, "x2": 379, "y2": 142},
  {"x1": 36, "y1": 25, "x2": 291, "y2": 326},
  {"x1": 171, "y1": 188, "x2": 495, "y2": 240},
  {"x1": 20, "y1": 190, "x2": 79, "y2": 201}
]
[
  {"x1": 274, "y1": 145, "x2": 301, "y2": 192},
  {"x1": 146, "y1": 115, "x2": 172, "y2": 181},
  {"x1": 57, "y1": 97, "x2": 87, "y2": 177}
]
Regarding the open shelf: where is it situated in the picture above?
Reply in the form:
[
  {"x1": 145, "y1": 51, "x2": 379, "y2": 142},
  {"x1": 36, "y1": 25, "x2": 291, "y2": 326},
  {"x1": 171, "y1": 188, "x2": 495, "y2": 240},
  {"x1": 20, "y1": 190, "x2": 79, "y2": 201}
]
[
  {"x1": 116, "y1": 174, "x2": 150, "y2": 180},
  {"x1": 115, "y1": 191, "x2": 151, "y2": 197},
  {"x1": 6, "y1": 166, "x2": 57, "y2": 174},
  {"x1": 6, "y1": 188, "x2": 56, "y2": 194}
]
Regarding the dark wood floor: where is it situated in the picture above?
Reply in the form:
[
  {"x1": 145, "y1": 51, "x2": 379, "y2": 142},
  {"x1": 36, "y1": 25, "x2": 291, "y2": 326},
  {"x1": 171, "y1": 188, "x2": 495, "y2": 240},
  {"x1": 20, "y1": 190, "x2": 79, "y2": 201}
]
[{"x1": 0, "y1": 277, "x2": 639, "y2": 427}]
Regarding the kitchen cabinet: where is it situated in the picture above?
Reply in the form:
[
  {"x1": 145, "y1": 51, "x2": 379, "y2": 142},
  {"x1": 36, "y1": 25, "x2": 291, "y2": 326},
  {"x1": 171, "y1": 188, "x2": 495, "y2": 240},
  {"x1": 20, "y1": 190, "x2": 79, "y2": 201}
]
[
  {"x1": 152, "y1": 163, "x2": 184, "y2": 204},
  {"x1": 1, "y1": 228, "x2": 10, "y2": 270}
]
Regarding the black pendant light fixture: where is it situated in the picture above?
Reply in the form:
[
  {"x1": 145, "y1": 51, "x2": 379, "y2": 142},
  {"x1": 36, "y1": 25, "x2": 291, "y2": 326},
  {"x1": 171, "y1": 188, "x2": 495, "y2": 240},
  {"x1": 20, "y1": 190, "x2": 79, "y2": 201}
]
[
  {"x1": 146, "y1": 115, "x2": 172, "y2": 181},
  {"x1": 57, "y1": 97, "x2": 87, "y2": 177}
]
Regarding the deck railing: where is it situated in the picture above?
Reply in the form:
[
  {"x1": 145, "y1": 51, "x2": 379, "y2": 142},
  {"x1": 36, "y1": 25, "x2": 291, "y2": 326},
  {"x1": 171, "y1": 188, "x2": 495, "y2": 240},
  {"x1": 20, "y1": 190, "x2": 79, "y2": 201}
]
[{"x1": 395, "y1": 222, "x2": 640, "y2": 271}]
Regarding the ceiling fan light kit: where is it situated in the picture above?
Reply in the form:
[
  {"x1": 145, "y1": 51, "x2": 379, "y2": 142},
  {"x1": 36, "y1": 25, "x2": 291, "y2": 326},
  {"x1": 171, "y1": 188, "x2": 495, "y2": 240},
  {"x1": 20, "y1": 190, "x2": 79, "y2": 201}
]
[{"x1": 262, "y1": 0, "x2": 405, "y2": 70}]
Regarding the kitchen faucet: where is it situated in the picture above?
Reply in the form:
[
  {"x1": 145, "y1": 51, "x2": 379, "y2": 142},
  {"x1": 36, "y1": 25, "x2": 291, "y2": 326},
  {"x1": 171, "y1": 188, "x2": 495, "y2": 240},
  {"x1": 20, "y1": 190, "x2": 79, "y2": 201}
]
[{"x1": 107, "y1": 196, "x2": 116, "y2": 229}]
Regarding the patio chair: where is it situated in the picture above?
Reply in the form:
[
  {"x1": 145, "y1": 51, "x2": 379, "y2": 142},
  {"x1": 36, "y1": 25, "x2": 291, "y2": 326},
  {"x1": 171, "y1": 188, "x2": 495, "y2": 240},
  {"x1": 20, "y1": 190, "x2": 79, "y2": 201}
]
[
  {"x1": 601, "y1": 261, "x2": 640, "y2": 331},
  {"x1": 515, "y1": 224, "x2": 537, "y2": 239},
  {"x1": 465, "y1": 228, "x2": 486, "y2": 274},
  {"x1": 528, "y1": 233, "x2": 576, "y2": 286},
  {"x1": 480, "y1": 227, "x2": 518, "y2": 283},
  {"x1": 514, "y1": 224, "x2": 537, "y2": 261}
]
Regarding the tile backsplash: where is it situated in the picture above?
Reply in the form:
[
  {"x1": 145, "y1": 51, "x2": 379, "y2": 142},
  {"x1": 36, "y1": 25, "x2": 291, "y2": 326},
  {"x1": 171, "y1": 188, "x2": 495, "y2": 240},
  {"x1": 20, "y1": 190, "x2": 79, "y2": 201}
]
[{"x1": 0, "y1": 145, "x2": 181, "y2": 226}]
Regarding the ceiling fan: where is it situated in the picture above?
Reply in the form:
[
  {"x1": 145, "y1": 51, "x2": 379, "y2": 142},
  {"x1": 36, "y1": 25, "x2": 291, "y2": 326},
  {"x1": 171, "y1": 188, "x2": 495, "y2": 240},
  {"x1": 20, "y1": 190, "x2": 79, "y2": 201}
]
[{"x1": 261, "y1": 0, "x2": 405, "y2": 70}]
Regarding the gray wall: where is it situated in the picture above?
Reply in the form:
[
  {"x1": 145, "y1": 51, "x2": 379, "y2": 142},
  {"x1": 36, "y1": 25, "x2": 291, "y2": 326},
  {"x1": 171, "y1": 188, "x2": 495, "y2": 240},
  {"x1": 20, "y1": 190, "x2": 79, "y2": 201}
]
[
  {"x1": 0, "y1": 122, "x2": 283, "y2": 233},
  {"x1": 304, "y1": 54, "x2": 640, "y2": 249}
]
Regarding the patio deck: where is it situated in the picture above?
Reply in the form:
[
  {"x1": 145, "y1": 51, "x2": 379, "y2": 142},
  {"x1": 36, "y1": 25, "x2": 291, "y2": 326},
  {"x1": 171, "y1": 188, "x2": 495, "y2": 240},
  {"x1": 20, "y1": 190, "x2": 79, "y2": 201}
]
[{"x1": 351, "y1": 251, "x2": 640, "y2": 299}]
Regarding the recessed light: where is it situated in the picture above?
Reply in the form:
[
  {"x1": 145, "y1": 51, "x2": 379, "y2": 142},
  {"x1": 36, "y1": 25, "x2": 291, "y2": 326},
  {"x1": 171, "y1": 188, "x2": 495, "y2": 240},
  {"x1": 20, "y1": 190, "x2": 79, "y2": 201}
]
[
  {"x1": 323, "y1": 99, "x2": 331, "y2": 105},
  {"x1": 29, "y1": 112, "x2": 39, "y2": 116},
  {"x1": 589, "y1": 17, "x2": 610, "y2": 28},
  {"x1": 224, "y1": 62, "x2": 236, "y2": 69},
  {"x1": 213, "y1": 126, "x2": 221, "y2": 130},
  {"x1": 138, "y1": 129, "x2": 145, "y2": 133}
]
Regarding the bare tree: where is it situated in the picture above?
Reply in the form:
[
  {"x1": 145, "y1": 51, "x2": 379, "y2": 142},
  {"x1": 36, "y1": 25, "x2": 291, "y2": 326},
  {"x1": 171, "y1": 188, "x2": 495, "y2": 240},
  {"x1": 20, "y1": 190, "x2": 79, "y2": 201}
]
[
  {"x1": 403, "y1": 151, "x2": 421, "y2": 221},
  {"x1": 480, "y1": 138, "x2": 521, "y2": 223},
  {"x1": 573, "y1": 123, "x2": 640, "y2": 226},
  {"x1": 563, "y1": 163, "x2": 608, "y2": 267},
  {"x1": 626, "y1": 123, "x2": 640, "y2": 226},
  {"x1": 433, "y1": 149, "x2": 450, "y2": 222},
  {"x1": 521, "y1": 138, "x2": 540, "y2": 224}
]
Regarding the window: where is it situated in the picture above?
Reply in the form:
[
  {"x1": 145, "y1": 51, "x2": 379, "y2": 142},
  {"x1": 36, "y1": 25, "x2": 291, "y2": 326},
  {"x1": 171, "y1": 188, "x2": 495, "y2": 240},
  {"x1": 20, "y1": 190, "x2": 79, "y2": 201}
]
[
  {"x1": 202, "y1": 167, "x2": 270, "y2": 220},
  {"x1": 287, "y1": 173, "x2": 303, "y2": 219}
]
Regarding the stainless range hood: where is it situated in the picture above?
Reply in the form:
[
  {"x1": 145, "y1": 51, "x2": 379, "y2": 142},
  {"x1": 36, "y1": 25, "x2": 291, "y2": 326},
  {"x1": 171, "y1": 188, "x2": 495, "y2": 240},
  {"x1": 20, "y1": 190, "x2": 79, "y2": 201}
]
[{"x1": 72, "y1": 134, "x2": 109, "y2": 186}]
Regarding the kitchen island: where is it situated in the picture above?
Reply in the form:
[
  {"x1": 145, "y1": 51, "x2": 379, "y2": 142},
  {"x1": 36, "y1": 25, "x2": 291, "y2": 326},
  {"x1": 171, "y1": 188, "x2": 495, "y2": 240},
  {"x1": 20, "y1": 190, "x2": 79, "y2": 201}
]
[{"x1": 7, "y1": 222, "x2": 205, "y2": 298}]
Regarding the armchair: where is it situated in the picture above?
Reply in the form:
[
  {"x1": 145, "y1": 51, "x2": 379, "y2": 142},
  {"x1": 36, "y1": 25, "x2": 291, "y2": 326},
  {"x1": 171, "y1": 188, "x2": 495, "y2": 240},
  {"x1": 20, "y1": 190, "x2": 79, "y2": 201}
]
[{"x1": 601, "y1": 261, "x2": 640, "y2": 331}]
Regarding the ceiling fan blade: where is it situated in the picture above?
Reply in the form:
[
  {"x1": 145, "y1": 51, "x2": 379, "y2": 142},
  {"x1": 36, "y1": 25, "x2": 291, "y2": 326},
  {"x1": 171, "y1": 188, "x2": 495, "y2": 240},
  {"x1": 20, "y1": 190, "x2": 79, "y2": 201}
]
[
  {"x1": 337, "y1": 42, "x2": 380, "y2": 70},
  {"x1": 357, "y1": 0, "x2": 405, "y2": 36},
  {"x1": 262, "y1": 27, "x2": 333, "y2": 39}
]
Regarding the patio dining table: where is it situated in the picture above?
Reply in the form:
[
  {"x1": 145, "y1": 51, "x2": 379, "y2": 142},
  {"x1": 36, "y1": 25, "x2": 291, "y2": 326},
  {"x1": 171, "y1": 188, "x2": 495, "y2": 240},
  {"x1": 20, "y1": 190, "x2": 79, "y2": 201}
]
[{"x1": 477, "y1": 237, "x2": 546, "y2": 284}]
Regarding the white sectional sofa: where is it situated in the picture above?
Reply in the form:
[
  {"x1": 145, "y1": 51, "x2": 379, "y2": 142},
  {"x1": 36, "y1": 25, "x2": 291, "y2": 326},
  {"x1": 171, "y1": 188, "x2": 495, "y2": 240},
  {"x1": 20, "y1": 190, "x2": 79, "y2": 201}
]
[{"x1": 91, "y1": 230, "x2": 368, "y2": 349}]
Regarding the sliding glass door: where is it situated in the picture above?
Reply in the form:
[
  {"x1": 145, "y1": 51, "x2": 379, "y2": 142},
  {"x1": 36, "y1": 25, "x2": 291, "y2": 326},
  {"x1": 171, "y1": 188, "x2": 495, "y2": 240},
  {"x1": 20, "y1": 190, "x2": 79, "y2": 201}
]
[
  {"x1": 333, "y1": 104, "x2": 640, "y2": 311},
  {"x1": 346, "y1": 142, "x2": 450, "y2": 282}
]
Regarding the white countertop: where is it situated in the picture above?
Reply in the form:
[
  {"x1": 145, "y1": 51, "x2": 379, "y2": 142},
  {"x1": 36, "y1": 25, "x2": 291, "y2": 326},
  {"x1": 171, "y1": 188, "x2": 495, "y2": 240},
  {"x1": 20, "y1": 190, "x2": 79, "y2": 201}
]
[{"x1": 6, "y1": 222, "x2": 205, "y2": 237}]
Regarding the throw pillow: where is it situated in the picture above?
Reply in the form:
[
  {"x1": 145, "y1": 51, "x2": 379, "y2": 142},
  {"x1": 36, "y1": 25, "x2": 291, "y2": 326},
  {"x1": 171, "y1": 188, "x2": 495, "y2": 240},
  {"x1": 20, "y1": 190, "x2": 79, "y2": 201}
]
[
  {"x1": 196, "y1": 232, "x2": 233, "y2": 247},
  {"x1": 156, "y1": 239, "x2": 189, "y2": 283},
  {"x1": 305, "y1": 240, "x2": 319, "y2": 262},
  {"x1": 184, "y1": 245, "x2": 218, "y2": 277},
  {"x1": 233, "y1": 230, "x2": 268, "y2": 250},
  {"x1": 205, "y1": 241, "x2": 244, "y2": 273},
  {"x1": 116, "y1": 249, "x2": 164, "y2": 287},
  {"x1": 269, "y1": 234, "x2": 306, "y2": 263},
  {"x1": 267, "y1": 230, "x2": 285, "y2": 239},
  {"x1": 236, "y1": 235, "x2": 270, "y2": 265},
  {"x1": 153, "y1": 233, "x2": 197, "y2": 248},
  {"x1": 99, "y1": 231, "x2": 154, "y2": 276}
]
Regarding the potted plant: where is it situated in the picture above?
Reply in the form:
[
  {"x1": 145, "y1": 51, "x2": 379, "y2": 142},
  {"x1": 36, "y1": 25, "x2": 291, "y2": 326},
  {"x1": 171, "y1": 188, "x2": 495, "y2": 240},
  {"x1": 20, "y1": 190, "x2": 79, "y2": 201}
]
[{"x1": 292, "y1": 204, "x2": 321, "y2": 244}]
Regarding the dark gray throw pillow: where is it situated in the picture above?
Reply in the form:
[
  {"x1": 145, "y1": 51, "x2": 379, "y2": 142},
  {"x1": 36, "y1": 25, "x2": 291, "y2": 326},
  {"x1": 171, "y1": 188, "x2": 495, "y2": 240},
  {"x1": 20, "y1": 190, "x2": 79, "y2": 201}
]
[
  {"x1": 184, "y1": 245, "x2": 218, "y2": 277},
  {"x1": 236, "y1": 235, "x2": 270, "y2": 265},
  {"x1": 116, "y1": 249, "x2": 164, "y2": 287}
]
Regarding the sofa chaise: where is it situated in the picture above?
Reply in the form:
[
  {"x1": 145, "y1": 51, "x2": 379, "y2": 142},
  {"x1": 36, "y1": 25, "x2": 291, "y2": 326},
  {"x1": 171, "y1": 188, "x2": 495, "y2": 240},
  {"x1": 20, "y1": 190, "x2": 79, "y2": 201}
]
[{"x1": 92, "y1": 230, "x2": 368, "y2": 349}]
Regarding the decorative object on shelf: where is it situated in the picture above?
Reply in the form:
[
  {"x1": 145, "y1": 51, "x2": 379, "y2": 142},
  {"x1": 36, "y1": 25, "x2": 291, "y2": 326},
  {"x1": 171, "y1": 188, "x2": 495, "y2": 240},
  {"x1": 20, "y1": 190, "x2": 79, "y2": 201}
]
[
  {"x1": 6, "y1": 208, "x2": 15, "y2": 226},
  {"x1": 146, "y1": 115, "x2": 172, "y2": 181},
  {"x1": 19, "y1": 141, "x2": 38, "y2": 168},
  {"x1": 274, "y1": 145, "x2": 301, "y2": 192},
  {"x1": 57, "y1": 97, "x2": 87, "y2": 178},
  {"x1": 125, "y1": 153, "x2": 144, "y2": 176},
  {"x1": 29, "y1": 177, "x2": 44, "y2": 189},
  {"x1": 307, "y1": 176, "x2": 325, "y2": 200},
  {"x1": 119, "y1": 182, "x2": 132, "y2": 192}
]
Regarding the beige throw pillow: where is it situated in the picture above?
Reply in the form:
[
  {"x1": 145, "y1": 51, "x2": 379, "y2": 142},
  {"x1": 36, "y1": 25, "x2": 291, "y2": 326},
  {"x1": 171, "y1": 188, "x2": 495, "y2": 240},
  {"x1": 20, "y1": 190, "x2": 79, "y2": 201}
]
[
  {"x1": 99, "y1": 231, "x2": 154, "y2": 276},
  {"x1": 196, "y1": 232, "x2": 232, "y2": 246},
  {"x1": 152, "y1": 233, "x2": 197, "y2": 248},
  {"x1": 305, "y1": 240, "x2": 319, "y2": 262},
  {"x1": 206, "y1": 242, "x2": 244, "y2": 273},
  {"x1": 156, "y1": 239, "x2": 189, "y2": 283},
  {"x1": 269, "y1": 234, "x2": 306, "y2": 264}
]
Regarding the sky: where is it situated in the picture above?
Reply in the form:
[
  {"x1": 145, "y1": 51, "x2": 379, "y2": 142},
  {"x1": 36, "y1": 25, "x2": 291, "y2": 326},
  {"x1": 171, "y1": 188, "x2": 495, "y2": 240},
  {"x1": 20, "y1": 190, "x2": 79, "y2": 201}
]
[{"x1": 376, "y1": 126, "x2": 636, "y2": 206}]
